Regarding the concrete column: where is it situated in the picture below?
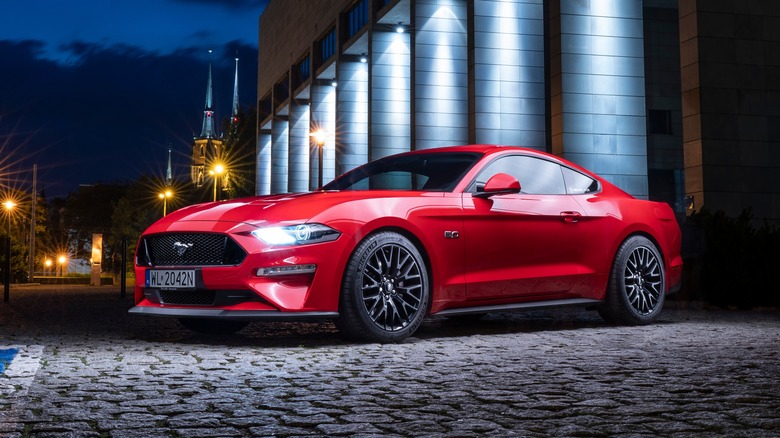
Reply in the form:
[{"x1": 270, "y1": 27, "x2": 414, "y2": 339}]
[{"x1": 549, "y1": 0, "x2": 649, "y2": 198}]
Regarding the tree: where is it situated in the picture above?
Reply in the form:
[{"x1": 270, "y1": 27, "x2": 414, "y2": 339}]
[
  {"x1": 0, "y1": 189, "x2": 46, "y2": 283},
  {"x1": 58, "y1": 183, "x2": 128, "y2": 270},
  {"x1": 30, "y1": 188, "x2": 48, "y2": 278},
  {"x1": 220, "y1": 107, "x2": 257, "y2": 199},
  {"x1": 107, "y1": 175, "x2": 171, "y2": 276}
]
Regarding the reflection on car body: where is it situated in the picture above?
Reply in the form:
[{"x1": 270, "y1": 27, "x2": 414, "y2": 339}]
[{"x1": 130, "y1": 145, "x2": 683, "y2": 342}]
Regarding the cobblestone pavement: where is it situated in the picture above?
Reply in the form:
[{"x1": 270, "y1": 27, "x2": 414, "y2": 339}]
[{"x1": 0, "y1": 285, "x2": 778, "y2": 437}]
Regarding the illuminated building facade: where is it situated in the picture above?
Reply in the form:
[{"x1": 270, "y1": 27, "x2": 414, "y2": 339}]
[{"x1": 257, "y1": 0, "x2": 780, "y2": 223}]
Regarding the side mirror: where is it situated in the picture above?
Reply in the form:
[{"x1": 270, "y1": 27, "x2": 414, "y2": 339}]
[{"x1": 474, "y1": 173, "x2": 521, "y2": 198}]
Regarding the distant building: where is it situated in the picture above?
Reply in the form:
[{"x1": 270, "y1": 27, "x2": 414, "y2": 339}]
[
  {"x1": 191, "y1": 58, "x2": 224, "y2": 188},
  {"x1": 256, "y1": 0, "x2": 780, "y2": 223},
  {"x1": 191, "y1": 55, "x2": 242, "y2": 197}
]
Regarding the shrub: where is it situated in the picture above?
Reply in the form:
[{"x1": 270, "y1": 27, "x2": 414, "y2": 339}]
[{"x1": 681, "y1": 208, "x2": 779, "y2": 309}]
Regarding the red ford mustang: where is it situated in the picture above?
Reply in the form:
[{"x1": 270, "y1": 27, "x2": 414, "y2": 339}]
[{"x1": 130, "y1": 145, "x2": 683, "y2": 342}]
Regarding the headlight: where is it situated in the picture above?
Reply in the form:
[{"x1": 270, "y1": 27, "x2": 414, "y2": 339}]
[{"x1": 251, "y1": 223, "x2": 340, "y2": 246}]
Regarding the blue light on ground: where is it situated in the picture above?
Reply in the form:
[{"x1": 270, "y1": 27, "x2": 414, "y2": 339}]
[{"x1": 0, "y1": 348, "x2": 19, "y2": 374}]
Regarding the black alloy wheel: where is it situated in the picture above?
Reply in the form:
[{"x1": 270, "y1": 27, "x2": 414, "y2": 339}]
[
  {"x1": 335, "y1": 231, "x2": 430, "y2": 343},
  {"x1": 599, "y1": 235, "x2": 665, "y2": 325}
]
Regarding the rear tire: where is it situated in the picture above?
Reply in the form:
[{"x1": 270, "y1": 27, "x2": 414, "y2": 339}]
[
  {"x1": 179, "y1": 318, "x2": 248, "y2": 335},
  {"x1": 598, "y1": 235, "x2": 665, "y2": 325},
  {"x1": 335, "y1": 232, "x2": 430, "y2": 343}
]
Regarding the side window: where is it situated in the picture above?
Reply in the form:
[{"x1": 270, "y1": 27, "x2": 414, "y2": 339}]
[
  {"x1": 474, "y1": 156, "x2": 566, "y2": 195},
  {"x1": 561, "y1": 167, "x2": 599, "y2": 195}
]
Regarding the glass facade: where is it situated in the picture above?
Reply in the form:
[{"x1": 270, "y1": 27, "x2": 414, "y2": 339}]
[
  {"x1": 473, "y1": 0, "x2": 546, "y2": 148},
  {"x1": 257, "y1": 0, "x2": 689, "y2": 210}
]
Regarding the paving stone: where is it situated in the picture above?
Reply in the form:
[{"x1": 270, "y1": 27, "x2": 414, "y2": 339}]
[
  {"x1": 173, "y1": 427, "x2": 244, "y2": 437},
  {"x1": 110, "y1": 428, "x2": 174, "y2": 438},
  {"x1": 0, "y1": 285, "x2": 778, "y2": 436},
  {"x1": 316, "y1": 422, "x2": 384, "y2": 435}
]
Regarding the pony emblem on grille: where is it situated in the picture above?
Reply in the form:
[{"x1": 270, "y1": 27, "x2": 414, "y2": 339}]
[{"x1": 173, "y1": 242, "x2": 194, "y2": 256}]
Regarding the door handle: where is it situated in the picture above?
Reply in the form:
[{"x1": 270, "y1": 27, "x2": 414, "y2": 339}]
[{"x1": 560, "y1": 211, "x2": 582, "y2": 223}]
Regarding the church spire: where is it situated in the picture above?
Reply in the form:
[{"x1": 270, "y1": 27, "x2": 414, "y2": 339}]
[
  {"x1": 166, "y1": 147, "x2": 172, "y2": 185},
  {"x1": 200, "y1": 50, "x2": 216, "y2": 138},
  {"x1": 231, "y1": 56, "x2": 240, "y2": 122}
]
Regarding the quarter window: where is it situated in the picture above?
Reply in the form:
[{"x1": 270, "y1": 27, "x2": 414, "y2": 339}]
[{"x1": 562, "y1": 167, "x2": 599, "y2": 195}]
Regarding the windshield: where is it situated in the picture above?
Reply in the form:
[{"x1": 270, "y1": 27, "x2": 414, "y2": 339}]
[{"x1": 323, "y1": 152, "x2": 482, "y2": 192}]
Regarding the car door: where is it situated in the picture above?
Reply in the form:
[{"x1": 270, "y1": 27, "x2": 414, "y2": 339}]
[{"x1": 461, "y1": 155, "x2": 593, "y2": 300}]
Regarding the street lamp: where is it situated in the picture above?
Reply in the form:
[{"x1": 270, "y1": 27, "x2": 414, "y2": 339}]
[
  {"x1": 57, "y1": 255, "x2": 67, "y2": 277},
  {"x1": 210, "y1": 164, "x2": 225, "y2": 202},
  {"x1": 44, "y1": 258, "x2": 52, "y2": 276},
  {"x1": 311, "y1": 130, "x2": 326, "y2": 188},
  {"x1": 3, "y1": 200, "x2": 16, "y2": 303},
  {"x1": 3, "y1": 201, "x2": 15, "y2": 235},
  {"x1": 158, "y1": 190, "x2": 173, "y2": 216}
]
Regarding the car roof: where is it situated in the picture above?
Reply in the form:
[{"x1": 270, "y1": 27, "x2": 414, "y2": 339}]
[
  {"x1": 404, "y1": 144, "x2": 516, "y2": 155},
  {"x1": 402, "y1": 144, "x2": 614, "y2": 191},
  {"x1": 402, "y1": 145, "x2": 569, "y2": 166}
]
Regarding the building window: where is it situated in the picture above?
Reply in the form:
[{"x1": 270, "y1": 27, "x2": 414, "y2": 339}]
[
  {"x1": 346, "y1": 0, "x2": 369, "y2": 40},
  {"x1": 318, "y1": 27, "x2": 337, "y2": 68},
  {"x1": 259, "y1": 94, "x2": 272, "y2": 121},
  {"x1": 274, "y1": 78, "x2": 289, "y2": 105},
  {"x1": 649, "y1": 109, "x2": 672, "y2": 135},
  {"x1": 293, "y1": 55, "x2": 310, "y2": 90},
  {"x1": 299, "y1": 56, "x2": 310, "y2": 81}
]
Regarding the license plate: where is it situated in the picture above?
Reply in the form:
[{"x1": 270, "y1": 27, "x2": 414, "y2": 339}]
[{"x1": 146, "y1": 270, "x2": 196, "y2": 289}]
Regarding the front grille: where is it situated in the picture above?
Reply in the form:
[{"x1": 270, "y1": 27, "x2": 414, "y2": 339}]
[
  {"x1": 139, "y1": 233, "x2": 246, "y2": 266},
  {"x1": 159, "y1": 290, "x2": 216, "y2": 306}
]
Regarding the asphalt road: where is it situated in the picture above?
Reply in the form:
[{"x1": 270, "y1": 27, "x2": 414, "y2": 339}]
[{"x1": 1, "y1": 285, "x2": 778, "y2": 437}]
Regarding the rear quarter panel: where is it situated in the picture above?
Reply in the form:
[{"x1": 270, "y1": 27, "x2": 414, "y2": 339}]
[{"x1": 575, "y1": 191, "x2": 682, "y2": 295}]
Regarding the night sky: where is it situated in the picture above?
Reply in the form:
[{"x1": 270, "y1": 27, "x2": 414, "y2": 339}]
[{"x1": 0, "y1": 0, "x2": 269, "y2": 199}]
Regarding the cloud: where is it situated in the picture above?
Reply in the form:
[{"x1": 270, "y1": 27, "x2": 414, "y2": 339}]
[
  {"x1": 172, "y1": 0, "x2": 268, "y2": 10},
  {"x1": 0, "y1": 1, "x2": 265, "y2": 66},
  {"x1": 0, "y1": 39, "x2": 257, "y2": 198}
]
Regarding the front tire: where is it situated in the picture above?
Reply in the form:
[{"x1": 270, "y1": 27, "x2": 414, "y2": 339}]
[
  {"x1": 335, "y1": 232, "x2": 430, "y2": 343},
  {"x1": 599, "y1": 235, "x2": 665, "y2": 325}
]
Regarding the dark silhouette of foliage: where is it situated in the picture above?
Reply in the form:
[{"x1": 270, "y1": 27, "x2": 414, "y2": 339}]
[{"x1": 682, "y1": 208, "x2": 780, "y2": 308}]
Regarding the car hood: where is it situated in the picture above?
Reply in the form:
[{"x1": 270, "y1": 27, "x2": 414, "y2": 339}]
[{"x1": 144, "y1": 191, "x2": 440, "y2": 234}]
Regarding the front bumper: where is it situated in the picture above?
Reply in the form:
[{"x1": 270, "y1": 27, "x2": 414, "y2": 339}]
[{"x1": 128, "y1": 305, "x2": 338, "y2": 321}]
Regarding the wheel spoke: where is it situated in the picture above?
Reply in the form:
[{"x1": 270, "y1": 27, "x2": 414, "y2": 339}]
[
  {"x1": 359, "y1": 242, "x2": 424, "y2": 332},
  {"x1": 623, "y1": 246, "x2": 663, "y2": 316}
]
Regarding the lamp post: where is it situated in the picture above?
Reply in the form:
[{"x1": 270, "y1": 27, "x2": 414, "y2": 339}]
[
  {"x1": 44, "y1": 258, "x2": 52, "y2": 276},
  {"x1": 3, "y1": 200, "x2": 16, "y2": 303},
  {"x1": 57, "y1": 255, "x2": 67, "y2": 277},
  {"x1": 210, "y1": 164, "x2": 225, "y2": 202},
  {"x1": 312, "y1": 130, "x2": 326, "y2": 189},
  {"x1": 158, "y1": 190, "x2": 172, "y2": 217}
]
